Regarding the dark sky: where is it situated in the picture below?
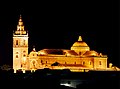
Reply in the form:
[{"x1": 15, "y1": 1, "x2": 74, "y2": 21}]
[{"x1": 0, "y1": 1, "x2": 119, "y2": 68}]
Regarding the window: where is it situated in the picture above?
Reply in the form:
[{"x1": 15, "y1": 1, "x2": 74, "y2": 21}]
[
  {"x1": 65, "y1": 62, "x2": 66, "y2": 64},
  {"x1": 23, "y1": 51, "x2": 26, "y2": 53},
  {"x1": 23, "y1": 40, "x2": 25, "y2": 45},
  {"x1": 16, "y1": 55, "x2": 18, "y2": 58},
  {"x1": 74, "y1": 62, "x2": 76, "y2": 64},
  {"x1": 16, "y1": 40, "x2": 18, "y2": 45},
  {"x1": 89, "y1": 61, "x2": 91, "y2": 65},
  {"x1": 23, "y1": 54, "x2": 26, "y2": 57},
  {"x1": 41, "y1": 60, "x2": 43, "y2": 63},
  {"x1": 33, "y1": 54, "x2": 35, "y2": 56},
  {"x1": 83, "y1": 61, "x2": 85, "y2": 65},
  {"x1": 99, "y1": 61, "x2": 102, "y2": 65},
  {"x1": 16, "y1": 52, "x2": 18, "y2": 54},
  {"x1": 79, "y1": 52, "x2": 81, "y2": 55}
]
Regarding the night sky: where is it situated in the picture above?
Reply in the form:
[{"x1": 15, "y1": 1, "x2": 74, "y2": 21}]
[{"x1": 0, "y1": 1, "x2": 119, "y2": 68}]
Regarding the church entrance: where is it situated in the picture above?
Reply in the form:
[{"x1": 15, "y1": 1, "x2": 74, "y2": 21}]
[{"x1": 30, "y1": 59, "x2": 38, "y2": 69}]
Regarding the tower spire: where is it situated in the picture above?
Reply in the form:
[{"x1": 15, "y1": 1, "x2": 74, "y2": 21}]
[
  {"x1": 19, "y1": 14, "x2": 22, "y2": 23},
  {"x1": 15, "y1": 14, "x2": 27, "y2": 35},
  {"x1": 17, "y1": 14, "x2": 24, "y2": 31}
]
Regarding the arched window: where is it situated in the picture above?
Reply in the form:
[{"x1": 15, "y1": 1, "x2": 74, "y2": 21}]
[
  {"x1": 82, "y1": 61, "x2": 85, "y2": 65},
  {"x1": 16, "y1": 40, "x2": 18, "y2": 45},
  {"x1": 74, "y1": 62, "x2": 76, "y2": 64},
  {"x1": 99, "y1": 61, "x2": 102, "y2": 65},
  {"x1": 23, "y1": 54, "x2": 26, "y2": 57},
  {"x1": 16, "y1": 55, "x2": 18, "y2": 58},
  {"x1": 41, "y1": 60, "x2": 43, "y2": 63},
  {"x1": 16, "y1": 52, "x2": 18, "y2": 54},
  {"x1": 79, "y1": 52, "x2": 81, "y2": 55},
  {"x1": 89, "y1": 61, "x2": 91, "y2": 65}
]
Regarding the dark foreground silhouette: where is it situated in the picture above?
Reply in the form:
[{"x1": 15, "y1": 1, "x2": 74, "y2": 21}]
[{"x1": 0, "y1": 69, "x2": 120, "y2": 89}]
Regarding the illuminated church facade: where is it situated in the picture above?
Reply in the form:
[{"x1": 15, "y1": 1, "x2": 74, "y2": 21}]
[{"x1": 13, "y1": 15, "x2": 119, "y2": 72}]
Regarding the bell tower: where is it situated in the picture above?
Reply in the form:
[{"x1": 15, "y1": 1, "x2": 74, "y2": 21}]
[{"x1": 13, "y1": 15, "x2": 28, "y2": 70}]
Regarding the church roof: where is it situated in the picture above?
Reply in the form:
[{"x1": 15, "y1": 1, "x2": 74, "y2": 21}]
[
  {"x1": 38, "y1": 49, "x2": 78, "y2": 56},
  {"x1": 63, "y1": 50, "x2": 78, "y2": 56},
  {"x1": 83, "y1": 50, "x2": 98, "y2": 56},
  {"x1": 38, "y1": 49, "x2": 64, "y2": 55}
]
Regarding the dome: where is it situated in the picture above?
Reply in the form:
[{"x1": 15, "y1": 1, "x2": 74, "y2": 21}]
[
  {"x1": 72, "y1": 36, "x2": 88, "y2": 47},
  {"x1": 83, "y1": 50, "x2": 98, "y2": 56},
  {"x1": 71, "y1": 36, "x2": 90, "y2": 54},
  {"x1": 72, "y1": 41, "x2": 88, "y2": 47}
]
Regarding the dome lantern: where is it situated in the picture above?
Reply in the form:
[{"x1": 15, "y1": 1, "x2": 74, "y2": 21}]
[
  {"x1": 71, "y1": 36, "x2": 90, "y2": 54},
  {"x1": 78, "y1": 36, "x2": 82, "y2": 41}
]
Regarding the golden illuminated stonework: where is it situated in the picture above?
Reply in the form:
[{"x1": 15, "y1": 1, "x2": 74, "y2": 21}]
[
  {"x1": 13, "y1": 15, "x2": 120, "y2": 73},
  {"x1": 13, "y1": 15, "x2": 28, "y2": 71}
]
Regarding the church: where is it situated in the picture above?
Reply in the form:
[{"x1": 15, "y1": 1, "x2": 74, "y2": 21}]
[{"x1": 13, "y1": 15, "x2": 119, "y2": 72}]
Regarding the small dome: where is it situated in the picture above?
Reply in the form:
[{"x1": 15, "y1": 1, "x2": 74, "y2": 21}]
[{"x1": 83, "y1": 50, "x2": 98, "y2": 56}]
